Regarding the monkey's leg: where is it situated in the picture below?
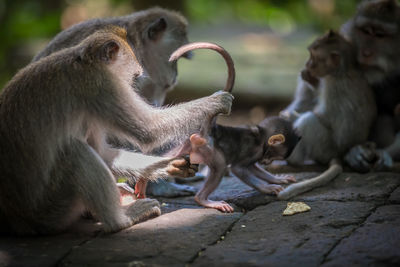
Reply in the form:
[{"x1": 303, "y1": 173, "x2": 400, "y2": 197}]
[
  {"x1": 231, "y1": 166, "x2": 284, "y2": 195},
  {"x1": 250, "y1": 163, "x2": 296, "y2": 184},
  {"x1": 194, "y1": 150, "x2": 233, "y2": 213},
  {"x1": 60, "y1": 140, "x2": 160, "y2": 233}
]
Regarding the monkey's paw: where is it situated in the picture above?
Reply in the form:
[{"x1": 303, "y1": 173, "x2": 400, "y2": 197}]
[
  {"x1": 344, "y1": 143, "x2": 377, "y2": 173},
  {"x1": 167, "y1": 157, "x2": 198, "y2": 178},
  {"x1": 125, "y1": 198, "x2": 161, "y2": 225},
  {"x1": 259, "y1": 184, "x2": 284, "y2": 195},
  {"x1": 211, "y1": 91, "x2": 234, "y2": 115},
  {"x1": 195, "y1": 197, "x2": 234, "y2": 213},
  {"x1": 269, "y1": 174, "x2": 297, "y2": 184}
]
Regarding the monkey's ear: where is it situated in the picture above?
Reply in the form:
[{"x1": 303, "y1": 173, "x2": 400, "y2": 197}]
[
  {"x1": 330, "y1": 51, "x2": 341, "y2": 66},
  {"x1": 148, "y1": 18, "x2": 167, "y2": 41},
  {"x1": 268, "y1": 134, "x2": 286, "y2": 146},
  {"x1": 100, "y1": 41, "x2": 120, "y2": 62}
]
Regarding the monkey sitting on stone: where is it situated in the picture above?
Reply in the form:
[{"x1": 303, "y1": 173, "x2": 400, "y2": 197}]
[
  {"x1": 340, "y1": 0, "x2": 400, "y2": 172},
  {"x1": 32, "y1": 7, "x2": 197, "y2": 198},
  {"x1": 0, "y1": 27, "x2": 233, "y2": 235},
  {"x1": 278, "y1": 30, "x2": 377, "y2": 200},
  {"x1": 187, "y1": 117, "x2": 299, "y2": 212}
]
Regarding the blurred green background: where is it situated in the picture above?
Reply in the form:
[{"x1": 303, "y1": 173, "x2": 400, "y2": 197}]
[{"x1": 0, "y1": 0, "x2": 360, "y2": 121}]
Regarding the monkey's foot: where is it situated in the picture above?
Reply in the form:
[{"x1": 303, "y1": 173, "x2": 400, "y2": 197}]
[
  {"x1": 269, "y1": 174, "x2": 297, "y2": 184},
  {"x1": 104, "y1": 199, "x2": 160, "y2": 233},
  {"x1": 125, "y1": 198, "x2": 161, "y2": 226},
  {"x1": 195, "y1": 198, "x2": 234, "y2": 213},
  {"x1": 258, "y1": 184, "x2": 284, "y2": 195},
  {"x1": 146, "y1": 180, "x2": 197, "y2": 197}
]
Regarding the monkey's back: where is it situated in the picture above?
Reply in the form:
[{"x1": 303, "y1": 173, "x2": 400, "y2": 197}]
[{"x1": 211, "y1": 124, "x2": 264, "y2": 166}]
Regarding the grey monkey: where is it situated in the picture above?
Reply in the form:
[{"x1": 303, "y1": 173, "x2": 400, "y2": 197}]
[
  {"x1": 279, "y1": 30, "x2": 376, "y2": 200},
  {"x1": 340, "y1": 0, "x2": 400, "y2": 171},
  {"x1": 0, "y1": 27, "x2": 233, "y2": 235}
]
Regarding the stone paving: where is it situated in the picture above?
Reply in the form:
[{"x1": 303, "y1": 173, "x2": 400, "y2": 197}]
[{"x1": 1, "y1": 171, "x2": 400, "y2": 267}]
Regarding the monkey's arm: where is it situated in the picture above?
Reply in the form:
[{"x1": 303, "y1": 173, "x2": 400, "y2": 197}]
[
  {"x1": 231, "y1": 165, "x2": 284, "y2": 195},
  {"x1": 97, "y1": 86, "x2": 233, "y2": 154},
  {"x1": 112, "y1": 150, "x2": 197, "y2": 183},
  {"x1": 250, "y1": 163, "x2": 296, "y2": 184},
  {"x1": 280, "y1": 74, "x2": 318, "y2": 122}
]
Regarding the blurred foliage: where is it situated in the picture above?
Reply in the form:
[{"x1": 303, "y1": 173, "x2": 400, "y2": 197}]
[{"x1": 0, "y1": 0, "x2": 360, "y2": 88}]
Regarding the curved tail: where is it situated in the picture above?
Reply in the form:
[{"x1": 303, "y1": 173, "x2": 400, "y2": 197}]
[
  {"x1": 169, "y1": 42, "x2": 235, "y2": 92},
  {"x1": 278, "y1": 159, "x2": 342, "y2": 200}
]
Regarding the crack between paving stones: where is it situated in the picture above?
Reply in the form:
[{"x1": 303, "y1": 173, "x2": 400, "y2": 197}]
[
  {"x1": 320, "y1": 185, "x2": 400, "y2": 265},
  {"x1": 186, "y1": 213, "x2": 244, "y2": 265},
  {"x1": 54, "y1": 231, "x2": 101, "y2": 267}
]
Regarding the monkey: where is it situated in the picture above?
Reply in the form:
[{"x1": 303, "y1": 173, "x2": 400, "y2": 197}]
[
  {"x1": 187, "y1": 117, "x2": 299, "y2": 212},
  {"x1": 279, "y1": 68, "x2": 320, "y2": 123},
  {"x1": 340, "y1": 0, "x2": 400, "y2": 172},
  {"x1": 0, "y1": 27, "x2": 233, "y2": 235},
  {"x1": 32, "y1": 7, "x2": 200, "y2": 198},
  {"x1": 278, "y1": 30, "x2": 377, "y2": 200}
]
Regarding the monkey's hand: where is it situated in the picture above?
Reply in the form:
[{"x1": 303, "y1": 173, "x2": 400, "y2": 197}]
[
  {"x1": 372, "y1": 149, "x2": 393, "y2": 171},
  {"x1": 210, "y1": 91, "x2": 234, "y2": 115},
  {"x1": 344, "y1": 142, "x2": 393, "y2": 172},
  {"x1": 344, "y1": 143, "x2": 376, "y2": 173},
  {"x1": 167, "y1": 156, "x2": 199, "y2": 178}
]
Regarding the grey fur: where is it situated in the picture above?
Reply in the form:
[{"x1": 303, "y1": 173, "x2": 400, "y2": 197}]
[{"x1": 0, "y1": 28, "x2": 232, "y2": 235}]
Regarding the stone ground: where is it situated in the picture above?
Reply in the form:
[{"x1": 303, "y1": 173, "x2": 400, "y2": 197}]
[{"x1": 1, "y1": 170, "x2": 400, "y2": 267}]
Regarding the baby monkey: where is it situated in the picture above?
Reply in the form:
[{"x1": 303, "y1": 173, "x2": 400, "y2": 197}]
[{"x1": 190, "y1": 116, "x2": 300, "y2": 212}]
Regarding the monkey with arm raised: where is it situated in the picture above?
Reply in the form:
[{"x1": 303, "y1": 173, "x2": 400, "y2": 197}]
[
  {"x1": 278, "y1": 30, "x2": 377, "y2": 200},
  {"x1": 33, "y1": 7, "x2": 201, "y2": 197},
  {"x1": 0, "y1": 27, "x2": 233, "y2": 235},
  {"x1": 340, "y1": 0, "x2": 400, "y2": 172}
]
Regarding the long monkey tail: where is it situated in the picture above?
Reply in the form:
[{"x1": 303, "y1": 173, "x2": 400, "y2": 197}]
[
  {"x1": 169, "y1": 42, "x2": 235, "y2": 93},
  {"x1": 277, "y1": 159, "x2": 342, "y2": 200}
]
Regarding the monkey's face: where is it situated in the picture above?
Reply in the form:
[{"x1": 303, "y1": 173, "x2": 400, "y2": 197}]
[
  {"x1": 130, "y1": 15, "x2": 191, "y2": 106},
  {"x1": 260, "y1": 133, "x2": 301, "y2": 165},
  {"x1": 352, "y1": 0, "x2": 400, "y2": 74},
  {"x1": 305, "y1": 48, "x2": 339, "y2": 78}
]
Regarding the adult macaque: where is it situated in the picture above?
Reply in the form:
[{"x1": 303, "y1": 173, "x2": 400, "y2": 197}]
[
  {"x1": 33, "y1": 7, "x2": 199, "y2": 197},
  {"x1": 0, "y1": 27, "x2": 233, "y2": 235},
  {"x1": 279, "y1": 30, "x2": 376, "y2": 200},
  {"x1": 189, "y1": 117, "x2": 299, "y2": 212},
  {"x1": 340, "y1": 0, "x2": 400, "y2": 171}
]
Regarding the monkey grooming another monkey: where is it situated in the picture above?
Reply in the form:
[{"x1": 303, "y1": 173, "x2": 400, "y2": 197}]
[
  {"x1": 189, "y1": 117, "x2": 299, "y2": 212},
  {"x1": 340, "y1": 0, "x2": 400, "y2": 171},
  {"x1": 278, "y1": 30, "x2": 377, "y2": 200},
  {"x1": 0, "y1": 27, "x2": 233, "y2": 235},
  {"x1": 33, "y1": 7, "x2": 200, "y2": 198}
]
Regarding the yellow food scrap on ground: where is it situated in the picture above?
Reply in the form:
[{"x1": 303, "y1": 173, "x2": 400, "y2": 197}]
[{"x1": 282, "y1": 202, "x2": 311, "y2": 216}]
